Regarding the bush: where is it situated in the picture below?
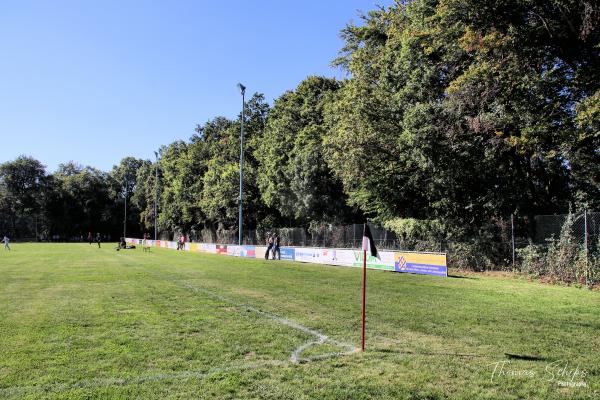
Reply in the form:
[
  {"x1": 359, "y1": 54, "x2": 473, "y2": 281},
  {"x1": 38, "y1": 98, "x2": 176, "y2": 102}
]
[
  {"x1": 544, "y1": 212, "x2": 580, "y2": 283},
  {"x1": 516, "y1": 212, "x2": 599, "y2": 287},
  {"x1": 517, "y1": 244, "x2": 545, "y2": 276},
  {"x1": 447, "y1": 241, "x2": 496, "y2": 271}
]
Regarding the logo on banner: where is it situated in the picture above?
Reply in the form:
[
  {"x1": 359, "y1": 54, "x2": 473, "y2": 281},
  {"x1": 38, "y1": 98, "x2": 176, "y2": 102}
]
[{"x1": 396, "y1": 256, "x2": 407, "y2": 271}]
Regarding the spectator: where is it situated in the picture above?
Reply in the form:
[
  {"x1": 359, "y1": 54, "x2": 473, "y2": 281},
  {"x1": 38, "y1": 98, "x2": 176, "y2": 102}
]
[
  {"x1": 265, "y1": 232, "x2": 274, "y2": 259},
  {"x1": 272, "y1": 233, "x2": 281, "y2": 260}
]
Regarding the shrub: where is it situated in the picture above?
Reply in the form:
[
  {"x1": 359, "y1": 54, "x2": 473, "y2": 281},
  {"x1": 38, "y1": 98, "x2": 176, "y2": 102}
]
[
  {"x1": 517, "y1": 244, "x2": 545, "y2": 276},
  {"x1": 545, "y1": 212, "x2": 580, "y2": 283}
]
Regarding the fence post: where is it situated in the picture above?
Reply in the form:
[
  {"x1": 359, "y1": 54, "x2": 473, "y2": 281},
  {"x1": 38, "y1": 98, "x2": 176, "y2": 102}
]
[
  {"x1": 511, "y1": 214, "x2": 516, "y2": 269},
  {"x1": 584, "y1": 210, "x2": 588, "y2": 255},
  {"x1": 584, "y1": 210, "x2": 590, "y2": 285}
]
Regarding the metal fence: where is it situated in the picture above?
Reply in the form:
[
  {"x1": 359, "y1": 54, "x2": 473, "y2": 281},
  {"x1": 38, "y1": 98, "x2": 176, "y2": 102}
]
[
  {"x1": 534, "y1": 212, "x2": 600, "y2": 249},
  {"x1": 167, "y1": 211, "x2": 598, "y2": 271},
  {"x1": 182, "y1": 224, "x2": 402, "y2": 250},
  {"x1": 181, "y1": 212, "x2": 597, "y2": 247}
]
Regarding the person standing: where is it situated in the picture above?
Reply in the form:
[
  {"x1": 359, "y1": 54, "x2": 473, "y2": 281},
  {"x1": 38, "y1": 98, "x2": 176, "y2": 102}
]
[
  {"x1": 96, "y1": 233, "x2": 101, "y2": 248},
  {"x1": 265, "y1": 232, "x2": 273, "y2": 259},
  {"x1": 87, "y1": 232, "x2": 92, "y2": 245},
  {"x1": 272, "y1": 233, "x2": 281, "y2": 260},
  {"x1": 2, "y1": 235, "x2": 10, "y2": 251}
]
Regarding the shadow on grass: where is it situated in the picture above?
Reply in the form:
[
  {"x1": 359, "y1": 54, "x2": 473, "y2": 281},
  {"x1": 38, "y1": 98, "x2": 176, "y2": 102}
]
[
  {"x1": 374, "y1": 348, "x2": 490, "y2": 359},
  {"x1": 373, "y1": 349, "x2": 548, "y2": 362},
  {"x1": 447, "y1": 274, "x2": 478, "y2": 280},
  {"x1": 504, "y1": 353, "x2": 547, "y2": 361}
]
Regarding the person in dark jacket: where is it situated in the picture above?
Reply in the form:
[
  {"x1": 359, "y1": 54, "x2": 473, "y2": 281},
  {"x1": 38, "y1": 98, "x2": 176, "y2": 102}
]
[
  {"x1": 265, "y1": 232, "x2": 273, "y2": 259},
  {"x1": 272, "y1": 233, "x2": 281, "y2": 260}
]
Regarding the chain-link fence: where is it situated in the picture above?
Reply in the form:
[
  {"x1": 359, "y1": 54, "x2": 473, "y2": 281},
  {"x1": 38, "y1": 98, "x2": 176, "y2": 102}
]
[
  {"x1": 534, "y1": 212, "x2": 600, "y2": 249},
  {"x1": 182, "y1": 224, "x2": 408, "y2": 250}
]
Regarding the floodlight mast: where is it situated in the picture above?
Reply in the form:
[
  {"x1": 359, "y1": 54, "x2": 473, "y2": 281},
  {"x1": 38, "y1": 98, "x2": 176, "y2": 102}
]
[
  {"x1": 237, "y1": 83, "x2": 246, "y2": 246},
  {"x1": 154, "y1": 151, "x2": 159, "y2": 241},
  {"x1": 123, "y1": 182, "x2": 127, "y2": 239}
]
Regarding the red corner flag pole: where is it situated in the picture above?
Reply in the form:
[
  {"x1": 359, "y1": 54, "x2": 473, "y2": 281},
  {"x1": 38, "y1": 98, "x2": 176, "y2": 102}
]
[
  {"x1": 361, "y1": 222, "x2": 377, "y2": 352},
  {"x1": 361, "y1": 248, "x2": 367, "y2": 352}
]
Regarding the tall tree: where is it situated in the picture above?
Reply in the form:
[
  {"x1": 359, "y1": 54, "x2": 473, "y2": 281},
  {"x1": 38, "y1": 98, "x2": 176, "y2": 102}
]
[
  {"x1": 255, "y1": 76, "x2": 357, "y2": 226},
  {"x1": 53, "y1": 162, "x2": 113, "y2": 237},
  {"x1": 0, "y1": 156, "x2": 46, "y2": 237},
  {"x1": 326, "y1": 0, "x2": 600, "y2": 237},
  {"x1": 110, "y1": 157, "x2": 149, "y2": 237},
  {"x1": 198, "y1": 94, "x2": 271, "y2": 231}
]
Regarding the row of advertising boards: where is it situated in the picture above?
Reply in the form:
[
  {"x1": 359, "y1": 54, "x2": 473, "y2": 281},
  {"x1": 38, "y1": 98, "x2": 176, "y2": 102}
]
[{"x1": 127, "y1": 238, "x2": 448, "y2": 277}]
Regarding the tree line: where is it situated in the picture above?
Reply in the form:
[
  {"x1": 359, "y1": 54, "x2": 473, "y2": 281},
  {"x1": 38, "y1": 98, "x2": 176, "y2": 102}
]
[{"x1": 1, "y1": 0, "x2": 598, "y2": 244}]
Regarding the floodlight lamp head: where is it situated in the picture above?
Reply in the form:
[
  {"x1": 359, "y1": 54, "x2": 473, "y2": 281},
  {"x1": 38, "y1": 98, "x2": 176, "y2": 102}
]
[{"x1": 237, "y1": 83, "x2": 246, "y2": 95}]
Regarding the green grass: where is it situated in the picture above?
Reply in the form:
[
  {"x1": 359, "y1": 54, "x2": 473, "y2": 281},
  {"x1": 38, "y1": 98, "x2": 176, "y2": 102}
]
[{"x1": 0, "y1": 243, "x2": 598, "y2": 399}]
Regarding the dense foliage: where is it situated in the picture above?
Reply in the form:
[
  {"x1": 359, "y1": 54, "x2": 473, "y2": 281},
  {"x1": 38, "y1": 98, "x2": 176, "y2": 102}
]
[{"x1": 1, "y1": 0, "x2": 598, "y2": 246}]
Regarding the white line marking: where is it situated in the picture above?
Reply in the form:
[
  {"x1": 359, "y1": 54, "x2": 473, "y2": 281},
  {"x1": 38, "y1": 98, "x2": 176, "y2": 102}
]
[
  {"x1": 181, "y1": 283, "x2": 357, "y2": 363},
  {"x1": 0, "y1": 281, "x2": 358, "y2": 395}
]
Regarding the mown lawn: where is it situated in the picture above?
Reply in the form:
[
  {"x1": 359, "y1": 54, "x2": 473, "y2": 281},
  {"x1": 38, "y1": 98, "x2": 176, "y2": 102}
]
[{"x1": 0, "y1": 243, "x2": 598, "y2": 399}]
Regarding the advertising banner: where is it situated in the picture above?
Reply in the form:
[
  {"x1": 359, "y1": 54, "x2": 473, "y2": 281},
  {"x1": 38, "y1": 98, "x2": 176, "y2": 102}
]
[
  {"x1": 352, "y1": 250, "x2": 396, "y2": 271},
  {"x1": 394, "y1": 252, "x2": 447, "y2": 276},
  {"x1": 294, "y1": 248, "x2": 353, "y2": 266},
  {"x1": 128, "y1": 237, "x2": 447, "y2": 278},
  {"x1": 240, "y1": 246, "x2": 256, "y2": 258},
  {"x1": 200, "y1": 243, "x2": 217, "y2": 253},
  {"x1": 255, "y1": 246, "x2": 268, "y2": 259},
  {"x1": 227, "y1": 245, "x2": 241, "y2": 257},
  {"x1": 323, "y1": 249, "x2": 355, "y2": 267},
  {"x1": 279, "y1": 247, "x2": 295, "y2": 261},
  {"x1": 294, "y1": 247, "x2": 321, "y2": 263}
]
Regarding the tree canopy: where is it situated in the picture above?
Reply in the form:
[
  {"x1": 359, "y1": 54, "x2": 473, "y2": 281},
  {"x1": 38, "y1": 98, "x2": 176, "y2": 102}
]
[{"x1": 1, "y1": 0, "x2": 598, "y2": 243}]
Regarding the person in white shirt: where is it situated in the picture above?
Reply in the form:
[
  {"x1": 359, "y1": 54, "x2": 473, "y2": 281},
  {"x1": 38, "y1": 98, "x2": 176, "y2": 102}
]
[{"x1": 2, "y1": 235, "x2": 10, "y2": 251}]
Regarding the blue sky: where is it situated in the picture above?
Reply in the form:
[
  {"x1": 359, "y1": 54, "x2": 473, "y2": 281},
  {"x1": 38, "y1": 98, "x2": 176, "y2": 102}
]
[{"x1": 0, "y1": 0, "x2": 390, "y2": 172}]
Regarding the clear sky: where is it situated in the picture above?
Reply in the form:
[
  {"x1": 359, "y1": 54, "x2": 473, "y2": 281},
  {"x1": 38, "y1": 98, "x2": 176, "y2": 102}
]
[{"x1": 0, "y1": 0, "x2": 390, "y2": 173}]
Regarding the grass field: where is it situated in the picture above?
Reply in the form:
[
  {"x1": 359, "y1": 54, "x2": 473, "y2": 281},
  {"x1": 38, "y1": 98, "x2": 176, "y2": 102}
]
[{"x1": 0, "y1": 244, "x2": 598, "y2": 399}]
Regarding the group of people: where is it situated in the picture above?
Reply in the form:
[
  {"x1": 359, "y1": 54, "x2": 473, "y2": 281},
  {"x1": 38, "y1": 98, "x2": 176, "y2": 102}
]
[
  {"x1": 116, "y1": 236, "x2": 137, "y2": 251},
  {"x1": 86, "y1": 232, "x2": 103, "y2": 248},
  {"x1": 265, "y1": 232, "x2": 281, "y2": 260}
]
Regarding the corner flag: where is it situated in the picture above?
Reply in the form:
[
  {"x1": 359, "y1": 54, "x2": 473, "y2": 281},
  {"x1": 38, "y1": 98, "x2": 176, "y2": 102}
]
[
  {"x1": 361, "y1": 222, "x2": 378, "y2": 352},
  {"x1": 362, "y1": 223, "x2": 379, "y2": 258}
]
